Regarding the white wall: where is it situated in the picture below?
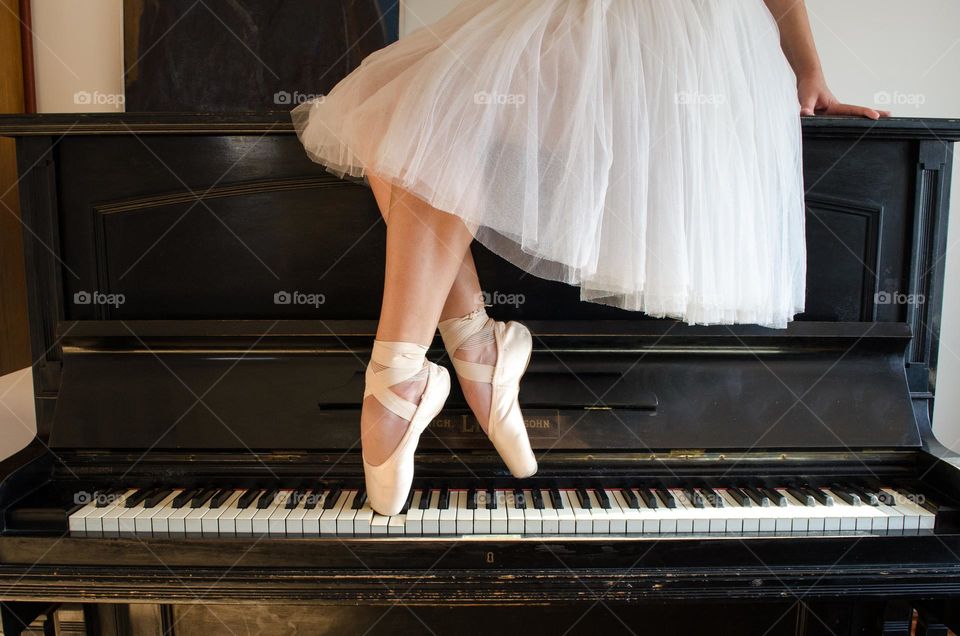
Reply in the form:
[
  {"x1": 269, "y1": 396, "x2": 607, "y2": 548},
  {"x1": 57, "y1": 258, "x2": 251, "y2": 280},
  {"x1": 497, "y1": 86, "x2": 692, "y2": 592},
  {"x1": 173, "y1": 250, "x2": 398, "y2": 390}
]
[{"x1": 403, "y1": 0, "x2": 960, "y2": 449}]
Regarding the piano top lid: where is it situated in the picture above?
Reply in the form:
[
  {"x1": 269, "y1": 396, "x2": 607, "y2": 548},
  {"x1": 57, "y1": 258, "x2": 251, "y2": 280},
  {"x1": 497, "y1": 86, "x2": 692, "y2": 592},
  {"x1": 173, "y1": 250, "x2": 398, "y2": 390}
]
[{"x1": 0, "y1": 112, "x2": 959, "y2": 138}]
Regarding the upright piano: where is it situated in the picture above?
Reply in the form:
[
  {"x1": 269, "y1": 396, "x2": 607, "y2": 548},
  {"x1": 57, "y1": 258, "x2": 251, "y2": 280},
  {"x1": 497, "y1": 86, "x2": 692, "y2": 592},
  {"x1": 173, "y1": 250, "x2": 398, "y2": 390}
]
[{"x1": 0, "y1": 113, "x2": 959, "y2": 635}]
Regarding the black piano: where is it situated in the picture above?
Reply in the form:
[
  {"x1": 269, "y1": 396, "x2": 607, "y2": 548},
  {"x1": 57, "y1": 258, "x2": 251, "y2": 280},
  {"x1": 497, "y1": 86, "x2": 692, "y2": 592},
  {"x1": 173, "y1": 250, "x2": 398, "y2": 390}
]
[{"x1": 1, "y1": 113, "x2": 960, "y2": 635}]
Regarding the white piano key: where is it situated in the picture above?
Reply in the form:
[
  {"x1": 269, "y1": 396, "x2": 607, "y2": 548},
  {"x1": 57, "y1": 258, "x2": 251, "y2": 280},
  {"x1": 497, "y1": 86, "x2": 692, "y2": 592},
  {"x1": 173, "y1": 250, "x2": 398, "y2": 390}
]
[
  {"x1": 439, "y1": 491, "x2": 458, "y2": 535},
  {"x1": 404, "y1": 491, "x2": 424, "y2": 536},
  {"x1": 505, "y1": 490, "x2": 524, "y2": 534},
  {"x1": 371, "y1": 512, "x2": 390, "y2": 535},
  {"x1": 336, "y1": 491, "x2": 359, "y2": 537},
  {"x1": 217, "y1": 490, "x2": 254, "y2": 537},
  {"x1": 354, "y1": 498, "x2": 375, "y2": 536},
  {"x1": 319, "y1": 491, "x2": 350, "y2": 535},
  {"x1": 603, "y1": 490, "x2": 627, "y2": 534},
  {"x1": 555, "y1": 490, "x2": 576, "y2": 534},
  {"x1": 524, "y1": 490, "x2": 542, "y2": 534},
  {"x1": 473, "y1": 490, "x2": 491, "y2": 534},
  {"x1": 569, "y1": 491, "x2": 592, "y2": 534},
  {"x1": 251, "y1": 491, "x2": 288, "y2": 535},
  {"x1": 423, "y1": 491, "x2": 441, "y2": 535},
  {"x1": 68, "y1": 498, "x2": 101, "y2": 536},
  {"x1": 456, "y1": 491, "x2": 473, "y2": 535},
  {"x1": 388, "y1": 509, "x2": 406, "y2": 535},
  {"x1": 267, "y1": 491, "x2": 295, "y2": 536},
  {"x1": 489, "y1": 491, "x2": 508, "y2": 534},
  {"x1": 301, "y1": 491, "x2": 327, "y2": 536},
  {"x1": 586, "y1": 490, "x2": 609, "y2": 534},
  {"x1": 540, "y1": 490, "x2": 559, "y2": 534},
  {"x1": 284, "y1": 492, "x2": 311, "y2": 536},
  {"x1": 98, "y1": 489, "x2": 138, "y2": 536}
]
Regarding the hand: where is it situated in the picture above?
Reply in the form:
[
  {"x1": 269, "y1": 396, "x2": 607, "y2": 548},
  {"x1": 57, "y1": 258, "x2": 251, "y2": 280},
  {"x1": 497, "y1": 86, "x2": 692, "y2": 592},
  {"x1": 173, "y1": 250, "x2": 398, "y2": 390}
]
[{"x1": 796, "y1": 72, "x2": 891, "y2": 120}]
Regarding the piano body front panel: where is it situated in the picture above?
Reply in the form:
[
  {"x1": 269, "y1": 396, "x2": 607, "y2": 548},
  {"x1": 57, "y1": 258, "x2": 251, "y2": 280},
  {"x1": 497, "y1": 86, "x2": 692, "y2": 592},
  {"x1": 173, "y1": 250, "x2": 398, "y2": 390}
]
[{"x1": 1, "y1": 114, "x2": 960, "y2": 631}]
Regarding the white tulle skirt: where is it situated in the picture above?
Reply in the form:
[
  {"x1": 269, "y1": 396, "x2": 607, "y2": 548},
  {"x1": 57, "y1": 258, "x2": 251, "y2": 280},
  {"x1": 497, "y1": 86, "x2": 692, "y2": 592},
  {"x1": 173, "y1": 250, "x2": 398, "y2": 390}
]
[{"x1": 291, "y1": 0, "x2": 806, "y2": 328}]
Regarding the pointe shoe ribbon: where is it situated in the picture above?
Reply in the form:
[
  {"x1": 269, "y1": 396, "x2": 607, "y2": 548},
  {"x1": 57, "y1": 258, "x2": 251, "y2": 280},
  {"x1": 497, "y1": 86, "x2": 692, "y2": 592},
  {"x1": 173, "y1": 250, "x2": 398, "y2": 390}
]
[
  {"x1": 362, "y1": 340, "x2": 450, "y2": 516},
  {"x1": 438, "y1": 308, "x2": 538, "y2": 478}
]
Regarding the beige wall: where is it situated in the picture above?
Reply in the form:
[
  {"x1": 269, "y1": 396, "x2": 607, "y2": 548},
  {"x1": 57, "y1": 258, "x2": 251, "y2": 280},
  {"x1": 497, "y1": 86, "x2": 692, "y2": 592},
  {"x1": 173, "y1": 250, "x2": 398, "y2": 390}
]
[{"x1": 32, "y1": 0, "x2": 124, "y2": 112}]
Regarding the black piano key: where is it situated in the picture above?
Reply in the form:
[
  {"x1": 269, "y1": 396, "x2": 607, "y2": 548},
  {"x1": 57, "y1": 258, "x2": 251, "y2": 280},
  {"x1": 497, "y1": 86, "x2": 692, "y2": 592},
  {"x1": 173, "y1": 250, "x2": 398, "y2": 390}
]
[
  {"x1": 322, "y1": 487, "x2": 342, "y2": 510},
  {"x1": 786, "y1": 487, "x2": 815, "y2": 507},
  {"x1": 209, "y1": 489, "x2": 233, "y2": 509},
  {"x1": 549, "y1": 488, "x2": 563, "y2": 509},
  {"x1": 237, "y1": 489, "x2": 262, "y2": 509},
  {"x1": 705, "y1": 488, "x2": 725, "y2": 508},
  {"x1": 419, "y1": 488, "x2": 432, "y2": 510},
  {"x1": 620, "y1": 488, "x2": 640, "y2": 509},
  {"x1": 683, "y1": 488, "x2": 704, "y2": 508},
  {"x1": 805, "y1": 486, "x2": 834, "y2": 506},
  {"x1": 287, "y1": 488, "x2": 306, "y2": 509},
  {"x1": 303, "y1": 487, "x2": 323, "y2": 510},
  {"x1": 845, "y1": 483, "x2": 880, "y2": 506},
  {"x1": 760, "y1": 487, "x2": 788, "y2": 507},
  {"x1": 637, "y1": 488, "x2": 658, "y2": 509},
  {"x1": 594, "y1": 488, "x2": 611, "y2": 509},
  {"x1": 190, "y1": 489, "x2": 217, "y2": 508},
  {"x1": 487, "y1": 488, "x2": 497, "y2": 510},
  {"x1": 829, "y1": 484, "x2": 861, "y2": 506},
  {"x1": 869, "y1": 485, "x2": 896, "y2": 506},
  {"x1": 466, "y1": 488, "x2": 477, "y2": 510},
  {"x1": 123, "y1": 488, "x2": 153, "y2": 508},
  {"x1": 437, "y1": 487, "x2": 451, "y2": 510},
  {"x1": 144, "y1": 489, "x2": 174, "y2": 508},
  {"x1": 257, "y1": 488, "x2": 279, "y2": 509},
  {"x1": 741, "y1": 486, "x2": 769, "y2": 507},
  {"x1": 400, "y1": 489, "x2": 414, "y2": 514},
  {"x1": 514, "y1": 489, "x2": 526, "y2": 510},
  {"x1": 531, "y1": 489, "x2": 545, "y2": 510},
  {"x1": 172, "y1": 489, "x2": 199, "y2": 509},
  {"x1": 352, "y1": 488, "x2": 367, "y2": 510},
  {"x1": 725, "y1": 487, "x2": 750, "y2": 507},
  {"x1": 575, "y1": 488, "x2": 592, "y2": 510},
  {"x1": 653, "y1": 487, "x2": 675, "y2": 509},
  {"x1": 94, "y1": 489, "x2": 119, "y2": 508}
]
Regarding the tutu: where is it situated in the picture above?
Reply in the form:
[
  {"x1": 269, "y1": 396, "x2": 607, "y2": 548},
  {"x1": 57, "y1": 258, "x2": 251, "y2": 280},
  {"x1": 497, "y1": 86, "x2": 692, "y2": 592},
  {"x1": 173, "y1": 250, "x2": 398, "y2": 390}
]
[{"x1": 291, "y1": 0, "x2": 805, "y2": 328}]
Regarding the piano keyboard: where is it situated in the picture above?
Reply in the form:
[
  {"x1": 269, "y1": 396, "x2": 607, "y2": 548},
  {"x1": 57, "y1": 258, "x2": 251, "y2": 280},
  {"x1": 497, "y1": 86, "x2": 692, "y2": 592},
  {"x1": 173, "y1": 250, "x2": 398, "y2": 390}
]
[{"x1": 67, "y1": 484, "x2": 937, "y2": 538}]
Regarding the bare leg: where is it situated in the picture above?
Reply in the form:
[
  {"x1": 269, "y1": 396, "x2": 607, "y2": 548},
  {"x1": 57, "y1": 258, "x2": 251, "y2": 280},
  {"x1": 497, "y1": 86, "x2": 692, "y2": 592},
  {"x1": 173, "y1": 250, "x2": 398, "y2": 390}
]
[
  {"x1": 368, "y1": 175, "x2": 497, "y2": 435},
  {"x1": 361, "y1": 176, "x2": 475, "y2": 465}
]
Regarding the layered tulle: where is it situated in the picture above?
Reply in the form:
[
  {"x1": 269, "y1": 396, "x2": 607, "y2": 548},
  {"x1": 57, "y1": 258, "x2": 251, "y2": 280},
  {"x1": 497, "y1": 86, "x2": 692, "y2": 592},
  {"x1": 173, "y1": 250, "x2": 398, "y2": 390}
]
[{"x1": 291, "y1": 0, "x2": 805, "y2": 328}]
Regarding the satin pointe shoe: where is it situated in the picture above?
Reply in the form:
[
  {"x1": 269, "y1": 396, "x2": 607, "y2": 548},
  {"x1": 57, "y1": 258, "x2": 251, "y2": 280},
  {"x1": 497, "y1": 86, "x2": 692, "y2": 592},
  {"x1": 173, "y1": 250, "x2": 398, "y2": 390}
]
[
  {"x1": 362, "y1": 340, "x2": 450, "y2": 516},
  {"x1": 438, "y1": 307, "x2": 537, "y2": 478}
]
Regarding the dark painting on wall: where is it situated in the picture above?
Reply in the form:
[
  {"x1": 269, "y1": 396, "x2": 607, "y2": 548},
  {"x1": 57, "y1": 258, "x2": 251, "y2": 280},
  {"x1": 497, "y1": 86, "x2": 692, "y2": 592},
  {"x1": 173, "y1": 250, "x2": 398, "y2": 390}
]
[{"x1": 123, "y1": 0, "x2": 401, "y2": 112}]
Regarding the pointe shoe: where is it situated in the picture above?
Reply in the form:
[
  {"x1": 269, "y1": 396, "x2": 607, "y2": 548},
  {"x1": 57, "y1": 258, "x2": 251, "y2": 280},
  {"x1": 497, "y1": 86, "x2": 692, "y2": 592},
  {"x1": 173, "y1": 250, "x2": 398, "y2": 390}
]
[
  {"x1": 439, "y1": 307, "x2": 537, "y2": 478},
  {"x1": 362, "y1": 340, "x2": 450, "y2": 516}
]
